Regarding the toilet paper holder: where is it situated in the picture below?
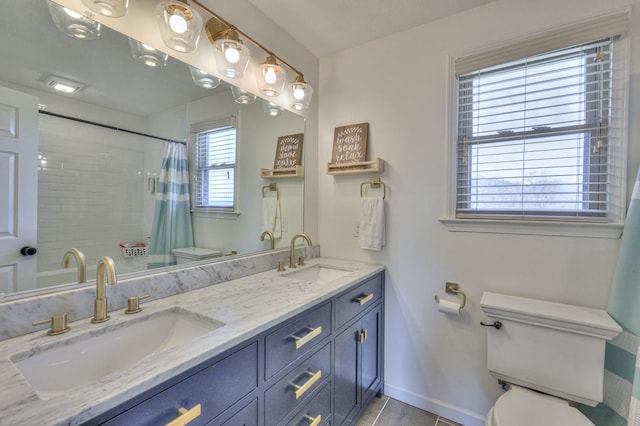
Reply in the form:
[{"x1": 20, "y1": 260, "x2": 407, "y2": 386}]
[{"x1": 434, "y1": 282, "x2": 467, "y2": 310}]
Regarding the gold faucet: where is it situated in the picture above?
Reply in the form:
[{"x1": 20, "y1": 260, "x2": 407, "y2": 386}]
[
  {"x1": 260, "y1": 230, "x2": 275, "y2": 249},
  {"x1": 289, "y1": 233, "x2": 312, "y2": 269},
  {"x1": 92, "y1": 256, "x2": 117, "y2": 323},
  {"x1": 61, "y1": 248, "x2": 86, "y2": 283}
]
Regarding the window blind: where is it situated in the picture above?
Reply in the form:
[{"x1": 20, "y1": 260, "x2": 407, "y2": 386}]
[
  {"x1": 193, "y1": 117, "x2": 237, "y2": 210},
  {"x1": 456, "y1": 37, "x2": 622, "y2": 221}
]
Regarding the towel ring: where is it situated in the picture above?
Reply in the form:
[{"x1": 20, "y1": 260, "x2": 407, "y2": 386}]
[
  {"x1": 262, "y1": 183, "x2": 280, "y2": 200},
  {"x1": 360, "y1": 178, "x2": 386, "y2": 200}
]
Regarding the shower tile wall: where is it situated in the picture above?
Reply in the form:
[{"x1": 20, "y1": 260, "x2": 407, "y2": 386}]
[{"x1": 37, "y1": 113, "x2": 147, "y2": 275}]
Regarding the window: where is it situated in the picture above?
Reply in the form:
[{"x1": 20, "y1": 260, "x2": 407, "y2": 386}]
[
  {"x1": 456, "y1": 39, "x2": 617, "y2": 221},
  {"x1": 446, "y1": 10, "x2": 632, "y2": 233},
  {"x1": 192, "y1": 116, "x2": 238, "y2": 213}
]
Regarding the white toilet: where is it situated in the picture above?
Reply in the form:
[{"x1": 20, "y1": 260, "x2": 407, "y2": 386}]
[{"x1": 480, "y1": 292, "x2": 622, "y2": 426}]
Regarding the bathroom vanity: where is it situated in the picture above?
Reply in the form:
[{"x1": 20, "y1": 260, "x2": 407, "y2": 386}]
[{"x1": 0, "y1": 258, "x2": 384, "y2": 426}]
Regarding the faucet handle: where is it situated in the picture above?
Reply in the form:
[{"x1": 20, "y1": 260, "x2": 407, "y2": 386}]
[
  {"x1": 33, "y1": 313, "x2": 70, "y2": 336},
  {"x1": 125, "y1": 295, "x2": 150, "y2": 314},
  {"x1": 277, "y1": 262, "x2": 286, "y2": 272},
  {"x1": 298, "y1": 256, "x2": 306, "y2": 266}
]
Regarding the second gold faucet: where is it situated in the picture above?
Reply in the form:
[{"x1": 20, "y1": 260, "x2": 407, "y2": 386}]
[
  {"x1": 289, "y1": 233, "x2": 312, "y2": 269},
  {"x1": 92, "y1": 256, "x2": 117, "y2": 323}
]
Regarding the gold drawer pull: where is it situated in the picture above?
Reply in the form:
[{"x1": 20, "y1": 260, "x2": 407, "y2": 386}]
[
  {"x1": 305, "y1": 414, "x2": 322, "y2": 426},
  {"x1": 165, "y1": 404, "x2": 201, "y2": 426},
  {"x1": 292, "y1": 369, "x2": 322, "y2": 399},
  {"x1": 353, "y1": 293, "x2": 373, "y2": 306},
  {"x1": 293, "y1": 326, "x2": 322, "y2": 349}
]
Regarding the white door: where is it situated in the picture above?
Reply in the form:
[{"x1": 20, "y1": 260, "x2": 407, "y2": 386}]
[{"x1": 0, "y1": 85, "x2": 38, "y2": 295}]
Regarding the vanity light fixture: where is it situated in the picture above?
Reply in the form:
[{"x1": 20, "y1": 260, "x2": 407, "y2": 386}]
[
  {"x1": 205, "y1": 20, "x2": 250, "y2": 79},
  {"x1": 45, "y1": 75, "x2": 85, "y2": 94},
  {"x1": 290, "y1": 75, "x2": 314, "y2": 111},
  {"x1": 129, "y1": 39, "x2": 169, "y2": 68},
  {"x1": 230, "y1": 85, "x2": 256, "y2": 104},
  {"x1": 156, "y1": 0, "x2": 203, "y2": 53},
  {"x1": 80, "y1": 0, "x2": 129, "y2": 18},
  {"x1": 46, "y1": 0, "x2": 102, "y2": 40},
  {"x1": 256, "y1": 55, "x2": 286, "y2": 97},
  {"x1": 188, "y1": 65, "x2": 221, "y2": 89}
]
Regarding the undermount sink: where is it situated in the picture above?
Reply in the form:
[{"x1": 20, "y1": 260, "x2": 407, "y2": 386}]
[
  {"x1": 11, "y1": 307, "x2": 225, "y2": 400},
  {"x1": 283, "y1": 264, "x2": 353, "y2": 283}
]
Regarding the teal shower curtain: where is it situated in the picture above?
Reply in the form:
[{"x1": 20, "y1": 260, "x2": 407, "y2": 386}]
[{"x1": 148, "y1": 142, "x2": 194, "y2": 269}]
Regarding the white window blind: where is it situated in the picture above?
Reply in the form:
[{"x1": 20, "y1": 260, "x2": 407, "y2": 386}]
[
  {"x1": 455, "y1": 35, "x2": 625, "y2": 221},
  {"x1": 193, "y1": 116, "x2": 237, "y2": 211}
]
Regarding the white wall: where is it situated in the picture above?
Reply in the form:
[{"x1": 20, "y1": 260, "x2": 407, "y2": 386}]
[{"x1": 317, "y1": 0, "x2": 640, "y2": 424}]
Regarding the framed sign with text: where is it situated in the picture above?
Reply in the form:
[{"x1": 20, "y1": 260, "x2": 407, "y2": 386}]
[
  {"x1": 331, "y1": 122, "x2": 368, "y2": 165},
  {"x1": 273, "y1": 133, "x2": 304, "y2": 169}
]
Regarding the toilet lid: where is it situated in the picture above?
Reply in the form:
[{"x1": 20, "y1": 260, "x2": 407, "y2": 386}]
[{"x1": 491, "y1": 387, "x2": 593, "y2": 426}]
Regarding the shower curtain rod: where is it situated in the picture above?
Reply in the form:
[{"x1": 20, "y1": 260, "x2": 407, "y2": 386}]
[{"x1": 38, "y1": 110, "x2": 187, "y2": 145}]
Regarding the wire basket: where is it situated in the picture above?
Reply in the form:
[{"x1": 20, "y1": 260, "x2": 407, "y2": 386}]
[{"x1": 121, "y1": 244, "x2": 148, "y2": 258}]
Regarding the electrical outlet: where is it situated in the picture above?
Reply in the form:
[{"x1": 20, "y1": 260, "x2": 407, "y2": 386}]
[{"x1": 353, "y1": 220, "x2": 360, "y2": 237}]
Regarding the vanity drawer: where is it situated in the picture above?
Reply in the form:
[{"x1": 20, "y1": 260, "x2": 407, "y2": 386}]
[
  {"x1": 264, "y1": 342, "x2": 332, "y2": 426},
  {"x1": 265, "y1": 302, "x2": 332, "y2": 379},
  {"x1": 335, "y1": 275, "x2": 382, "y2": 329},
  {"x1": 286, "y1": 380, "x2": 331, "y2": 426},
  {"x1": 102, "y1": 342, "x2": 258, "y2": 426}
]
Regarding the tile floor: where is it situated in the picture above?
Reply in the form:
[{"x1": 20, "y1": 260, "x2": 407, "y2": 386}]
[{"x1": 355, "y1": 396, "x2": 463, "y2": 426}]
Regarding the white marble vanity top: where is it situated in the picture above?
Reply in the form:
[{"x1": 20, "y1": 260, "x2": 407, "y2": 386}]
[{"x1": 0, "y1": 257, "x2": 384, "y2": 425}]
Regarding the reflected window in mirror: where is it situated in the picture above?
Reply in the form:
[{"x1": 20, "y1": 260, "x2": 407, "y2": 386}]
[{"x1": 193, "y1": 116, "x2": 238, "y2": 215}]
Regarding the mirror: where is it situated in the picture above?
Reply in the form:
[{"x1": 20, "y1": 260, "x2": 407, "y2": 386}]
[{"x1": 0, "y1": 0, "x2": 305, "y2": 295}]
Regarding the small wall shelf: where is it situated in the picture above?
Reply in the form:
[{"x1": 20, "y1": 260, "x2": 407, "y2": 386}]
[
  {"x1": 260, "y1": 165, "x2": 304, "y2": 179},
  {"x1": 327, "y1": 158, "x2": 384, "y2": 175}
]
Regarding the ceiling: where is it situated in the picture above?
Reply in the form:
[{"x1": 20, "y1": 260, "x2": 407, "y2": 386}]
[{"x1": 246, "y1": 0, "x2": 497, "y2": 58}]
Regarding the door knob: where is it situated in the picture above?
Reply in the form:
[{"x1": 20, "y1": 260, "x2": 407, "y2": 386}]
[{"x1": 20, "y1": 246, "x2": 37, "y2": 256}]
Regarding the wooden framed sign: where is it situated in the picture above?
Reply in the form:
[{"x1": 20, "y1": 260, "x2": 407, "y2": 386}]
[
  {"x1": 273, "y1": 133, "x2": 304, "y2": 169},
  {"x1": 331, "y1": 122, "x2": 368, "y2": 165}
]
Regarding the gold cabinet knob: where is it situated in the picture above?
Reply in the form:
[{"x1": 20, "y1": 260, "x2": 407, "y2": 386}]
[
  {"x1": 32, "y1": 313, "x2": 70, "y2": 336},
  {"x1": 125, "y1": 295, "x2": 150, "y2": 314}
]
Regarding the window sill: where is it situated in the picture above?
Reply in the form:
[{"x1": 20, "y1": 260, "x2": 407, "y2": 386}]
[
  {"x1": 192, "y1": 209, "x2": 241, "y2": 219},
  {"x1": 438, "y1": 218, "x2": 623, "y2": 239}
]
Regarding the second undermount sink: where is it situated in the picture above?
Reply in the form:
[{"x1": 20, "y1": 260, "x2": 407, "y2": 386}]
[
  {"x1": 11, "y1": 307, "x2": 225, "y2": 400},
  {"x1": 283, "y1": 264, "x2": 353, "y2": 283}
]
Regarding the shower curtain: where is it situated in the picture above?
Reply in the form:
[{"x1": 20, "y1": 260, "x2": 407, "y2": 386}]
[
  {"x1": 148, "y1": 142, "x2": 194, "y2": 269},
  {"x1": 605, "y1": 167, "x2": 640, "y2": 425}
]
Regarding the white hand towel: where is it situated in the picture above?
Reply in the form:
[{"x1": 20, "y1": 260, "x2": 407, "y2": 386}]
[
  {"x1": 262, "y1": 198, "x2": 282, "y2": 238},
  {"x1": 359, "y1": 196, "x2": 385, "y2": 250}
]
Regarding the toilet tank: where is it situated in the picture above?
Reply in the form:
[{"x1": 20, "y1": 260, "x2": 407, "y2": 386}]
[{"x1": 480, "y1": 292, "x2": 621, "y2": 406}]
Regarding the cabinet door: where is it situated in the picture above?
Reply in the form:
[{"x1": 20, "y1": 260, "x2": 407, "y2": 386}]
[
  {"x1": 334, "y1": 322, "x2": 360, "y2": 426},
  {"x1": 360, "y1": 305, "x2": 382, "y2": 405}
]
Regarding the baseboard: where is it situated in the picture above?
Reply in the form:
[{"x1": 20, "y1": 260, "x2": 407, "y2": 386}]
[{"x1": 384, "y1": 383, "x2": 486, "y2": 426}]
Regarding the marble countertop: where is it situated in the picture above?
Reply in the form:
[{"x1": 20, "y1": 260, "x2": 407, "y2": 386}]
[{"x1": 0, "y1": 257, "x2": 384, "y2": 425}]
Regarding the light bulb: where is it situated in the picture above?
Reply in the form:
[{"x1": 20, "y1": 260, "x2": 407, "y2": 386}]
[
  {"x1": 145, "y1": 60, "x2": 158, "y2": 67},
  {"x1": 293, "y1": 86, "x2": 305, "y2": 100},
  {"x1": 169, "y1": 12, "x2": 187, "y2": 33},
  {"x1": 64, "y1": 7, "x2": 83, "y2": 18},
  {"x1": 264, "y1": 67, "x2": 277, "y2": 84},
  {"x1": 225, "y1": 45, "x2": 240, "y2": 64},
  {"x1": 142, "y1": 43, "x2": 156, "y2": 51}
]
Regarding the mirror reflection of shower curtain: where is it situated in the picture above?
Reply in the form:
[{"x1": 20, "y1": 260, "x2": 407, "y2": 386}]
[{"x1": 148, "y1": 142, "x2": 194, "y2": 269}]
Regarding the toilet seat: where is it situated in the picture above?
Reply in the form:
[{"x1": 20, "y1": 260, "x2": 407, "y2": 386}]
[{"x1": 486, "y1": 386, "x2": 593, "y2": 426}]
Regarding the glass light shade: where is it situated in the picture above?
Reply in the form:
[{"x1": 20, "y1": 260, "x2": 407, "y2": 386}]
[
  {"x1": 290, "y1": 77, "x2": 313, "y2": 111},
  {"x1": 156, "y1": 0, "x2": 203, "y2": 53},
  {"x1": 256, "y1": 56, "x2": 286, "y2": 97},
  {"x1": 129, "y1": 39, "x2": 168, "y2": 68},
  {"x1": 47, "y1": 0, "x2": 102, "y2": 40},
  {"x1": 80, "y1": 0, "x2": 129, "y2": 18},
  {"x1": 262, "y1": 100, "x2": 284, "y2": 117},
  {"x1": 230, "y1": 86, "x2": 256, "y2": 104},
  {"x1": 189, "y1": 66, "x2": 221, "y2": 89},
  {"x1": 212, "y1": 37, "x2": 250, "y2": 78}
]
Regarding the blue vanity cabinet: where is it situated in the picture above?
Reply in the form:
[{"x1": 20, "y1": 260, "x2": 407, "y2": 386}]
[
  {"x1": 334, "y1": 276, "x2": 384, "y2": 426},
  {"x1": 85, "y1": 270, "x2": 384, "y2": 426}
]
